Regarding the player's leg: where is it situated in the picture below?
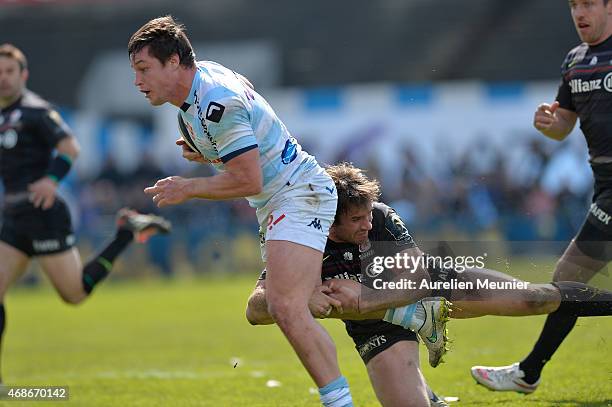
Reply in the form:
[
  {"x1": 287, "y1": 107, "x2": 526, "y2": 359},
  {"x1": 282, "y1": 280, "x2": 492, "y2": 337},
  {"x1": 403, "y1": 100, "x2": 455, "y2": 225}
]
[
  {"x1": 266, "y1": 241, "x2": 344, "y2": 384},
  {"x1": 263, "y1": 170, "x2": 352, "y2": 406},
  {"x1": 516, "y1": 232, "x2": 608, "y2": 385},
  {"x1": 39, "y1": 207, "x2": 171, "y2": 304},
  {"x1": 367, "y1": 342, "x2": 429, "y2": 407},
  {"x1": 447, "y1": 267, "x2": 561, "y2": 318},
  {"x1": 469, "y1": 241, "x2": 609, "y2": 392},
  {"x1": 0, "y1": 231, "x2": 33, "y2": 382},
  {"x1": 356, "y1": 327, "x2": 429, "y2": 407}
]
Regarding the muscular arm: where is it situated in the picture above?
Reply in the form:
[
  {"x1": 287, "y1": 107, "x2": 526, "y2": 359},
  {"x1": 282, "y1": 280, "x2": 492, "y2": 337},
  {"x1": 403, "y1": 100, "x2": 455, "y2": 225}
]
[
  {"x1": 145, "y1": 148, "x2": 263, "y2": 207},
  {"x1": 187, "y1": 148, "x2": 262, "y2": 199},
  {"x1": 361, "y1": 247, "x2": 431, "y2": 313},
  {"x1": 246, "y1": 279, "x2": 343, "y2": 325}
]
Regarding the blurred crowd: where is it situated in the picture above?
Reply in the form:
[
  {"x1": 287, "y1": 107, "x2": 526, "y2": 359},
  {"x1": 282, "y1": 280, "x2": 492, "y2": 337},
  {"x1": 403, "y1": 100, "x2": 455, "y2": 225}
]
[
  {"x1": 4, "y1": 132, "x2": 592, "y2": 278},
  {"x1": 381, "y1": 136, "x2": 591, "y2": 245}
]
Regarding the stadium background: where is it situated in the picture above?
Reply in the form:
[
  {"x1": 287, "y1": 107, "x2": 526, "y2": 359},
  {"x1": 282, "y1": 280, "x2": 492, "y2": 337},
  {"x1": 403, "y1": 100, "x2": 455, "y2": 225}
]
[
  {"x1": 1, "y1": 1, "x2": 611, "y2": 406},
  {"x1": 1, "y1": 0, "x2": 594, "y2": 277}
]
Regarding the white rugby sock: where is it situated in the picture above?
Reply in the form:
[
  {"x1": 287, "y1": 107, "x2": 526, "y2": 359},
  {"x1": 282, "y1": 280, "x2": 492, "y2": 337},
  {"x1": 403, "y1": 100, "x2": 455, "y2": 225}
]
[
  {"x1": 319, "y1": 376, "x2": 353, "y2": 407},
  {"x1": 383, "y1": 301, "x2": 425, "y2": 331}
]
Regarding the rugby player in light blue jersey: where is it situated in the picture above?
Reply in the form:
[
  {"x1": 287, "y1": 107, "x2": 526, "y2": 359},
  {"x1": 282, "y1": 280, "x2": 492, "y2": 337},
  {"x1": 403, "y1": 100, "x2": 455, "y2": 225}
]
[{"x1": 129, "y1": 16, "x2": 352, "y2": 407}]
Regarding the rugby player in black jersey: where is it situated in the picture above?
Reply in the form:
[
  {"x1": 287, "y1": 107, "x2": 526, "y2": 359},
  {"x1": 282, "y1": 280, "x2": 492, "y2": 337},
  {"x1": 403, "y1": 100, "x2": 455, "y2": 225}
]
[
  {"x1": 247, "y1": 163, "x2": 612, "y2": 405},
  {"x1": 246, "y1": 163, "x2": 450, "y2": 407},
  {"x1": 0, "y1": 44, "x2": 171, "y2": 381},
  {"x1": 471, "y1": 0, "x2": 612, "y2": 393}
]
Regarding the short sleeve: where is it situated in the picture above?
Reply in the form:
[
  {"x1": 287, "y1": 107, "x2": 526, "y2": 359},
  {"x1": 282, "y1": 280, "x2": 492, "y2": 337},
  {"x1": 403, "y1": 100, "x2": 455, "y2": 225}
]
[
  {"x1": 205, "y1": 97, "x2": 258, "y2": 163},
  {"x1": 40, "y1": 108, "x2": 72, "y2": 146}
]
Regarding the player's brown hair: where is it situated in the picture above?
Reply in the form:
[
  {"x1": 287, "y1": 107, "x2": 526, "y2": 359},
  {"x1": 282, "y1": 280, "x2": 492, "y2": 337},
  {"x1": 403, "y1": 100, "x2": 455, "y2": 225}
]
[
  {"x1": 128, "y1": 15, "x2": 195, "y2": 68},
  {"x1": 326, "y1": 162, "x2": 381, "y2": 224},
  {"x1": 0, "y1": 43, "x2": 27, "y2": 71}
]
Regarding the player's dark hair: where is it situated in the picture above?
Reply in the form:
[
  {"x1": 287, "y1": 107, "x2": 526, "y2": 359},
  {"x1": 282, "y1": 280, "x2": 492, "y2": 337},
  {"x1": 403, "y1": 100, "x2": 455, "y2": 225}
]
[
  {"x1": 326, "y1": 162, "x2": 381, "y2": 225},
  {"x1": 0, "y1": 43, "x2": 27, "y2": 71},
  {"x1": 128, "y1": 15, "x2": 195, "y2": 68}
]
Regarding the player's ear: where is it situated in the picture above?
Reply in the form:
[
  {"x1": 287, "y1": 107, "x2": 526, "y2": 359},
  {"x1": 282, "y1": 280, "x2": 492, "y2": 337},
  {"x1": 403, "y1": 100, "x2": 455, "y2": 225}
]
[
  {"x1": 168, "y1": 54, "x2": 180, "y2": 69},
  {"x1": 21, "y1": 68, "x2": 29, "y2": 83}
]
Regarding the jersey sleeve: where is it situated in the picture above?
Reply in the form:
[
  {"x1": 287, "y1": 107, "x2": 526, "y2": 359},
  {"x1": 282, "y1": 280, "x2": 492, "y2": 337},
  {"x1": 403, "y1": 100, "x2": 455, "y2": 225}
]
[
  {"x1": 206, "y1": 97, "x2": 258, "y2": 163},
  {"x1": 381, "y1": 207, "x2": 417, "y2": 249},
  {"x1": 40, "y1": 108, "x2": 72, "y2": 146},
  {"x1": 556, "y1": 53, "x2": 575, "y2": 112}
]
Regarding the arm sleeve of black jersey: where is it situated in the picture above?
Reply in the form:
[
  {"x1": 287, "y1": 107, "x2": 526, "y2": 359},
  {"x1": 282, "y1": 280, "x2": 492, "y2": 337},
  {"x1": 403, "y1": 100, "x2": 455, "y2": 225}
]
[
  {"x1": 40, "y1": 108, "x2": 72, "y2": 146},
  {"x1": 381, "y1": 207, "x2": 417, "y2": 249},
  {"x1": 555, "y1": 58, "x2": 575, "y2": 112}
]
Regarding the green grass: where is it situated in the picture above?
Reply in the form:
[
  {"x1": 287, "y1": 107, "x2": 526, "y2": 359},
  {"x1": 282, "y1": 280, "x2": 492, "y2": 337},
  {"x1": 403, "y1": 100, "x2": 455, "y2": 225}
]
[{"x1": 4, "y1": 275, "x2": 611, "y2": 406}]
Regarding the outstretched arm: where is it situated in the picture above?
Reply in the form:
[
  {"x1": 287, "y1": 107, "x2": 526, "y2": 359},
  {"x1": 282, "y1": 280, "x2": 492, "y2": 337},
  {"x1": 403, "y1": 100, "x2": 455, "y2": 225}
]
[{"x1": 246, "y1": 279, "x2": 344, "y2": 325}]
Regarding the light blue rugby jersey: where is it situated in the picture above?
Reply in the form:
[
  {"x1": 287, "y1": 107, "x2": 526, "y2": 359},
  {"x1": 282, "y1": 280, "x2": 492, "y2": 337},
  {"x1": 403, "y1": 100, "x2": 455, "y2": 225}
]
[{"x1": 177, "y1": 61, "x2": 318, "y2": 208}]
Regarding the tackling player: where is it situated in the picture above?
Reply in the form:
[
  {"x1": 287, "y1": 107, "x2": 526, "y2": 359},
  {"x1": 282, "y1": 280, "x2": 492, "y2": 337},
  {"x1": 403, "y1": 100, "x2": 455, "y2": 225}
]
[
  {"x1": 0, "y1": 43, "x2": 171, "y2": 382},
  {"x1": 246, "y1": 162, "x2": 450, "y2": 407}
]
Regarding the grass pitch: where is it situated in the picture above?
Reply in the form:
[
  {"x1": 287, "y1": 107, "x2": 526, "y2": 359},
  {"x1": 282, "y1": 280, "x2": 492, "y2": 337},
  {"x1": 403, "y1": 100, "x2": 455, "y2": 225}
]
[{"x1": 4, "y1": 275, "x2": 611, "y2": 406}]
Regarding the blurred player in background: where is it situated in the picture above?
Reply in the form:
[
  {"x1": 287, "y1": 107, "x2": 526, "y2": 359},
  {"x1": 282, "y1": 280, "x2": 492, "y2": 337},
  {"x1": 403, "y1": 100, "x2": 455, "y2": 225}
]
[
  {"x1": 246, "y1": 163, "x2": 450, "y2": 407},
  {"x1": 0, "y1": 43, "x2": 171, "y2": 382},
  {"x1": 128, "y1": 16, "x2": 351, "y2": 406},
  {"x1": 471, "y1": 0, "x2": 612, "y2": 393}
]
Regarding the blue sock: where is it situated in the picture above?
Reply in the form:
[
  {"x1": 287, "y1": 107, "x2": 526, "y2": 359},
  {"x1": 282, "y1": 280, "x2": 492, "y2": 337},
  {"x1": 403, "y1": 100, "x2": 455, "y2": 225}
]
[
  {"x1": 383, "y1": 302, "x2": 418, "y2": 330},
  {"x1": 319, "y1": 375, "x2": 353, "y2": 407}
]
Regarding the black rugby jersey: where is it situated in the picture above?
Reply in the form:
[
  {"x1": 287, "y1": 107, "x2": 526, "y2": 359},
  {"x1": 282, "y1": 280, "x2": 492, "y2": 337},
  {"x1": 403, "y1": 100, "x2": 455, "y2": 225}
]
[
  {"x1": 0, "y1": 90, "x2": 71, "y2": 193},
  {"x1": 258, "y1": 202, "x2": 416, "y2": 335},
  {"x1": 556, "y1": 34, "x2": 612, "y2": 160},
  {"x1": 320, "y1": 202, "x2": 416, "y2": 336}
]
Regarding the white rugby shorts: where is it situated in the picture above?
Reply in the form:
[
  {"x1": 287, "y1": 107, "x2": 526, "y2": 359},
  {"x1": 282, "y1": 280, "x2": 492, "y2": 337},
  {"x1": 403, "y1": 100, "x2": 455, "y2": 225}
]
[{"x1": 256, "y1": 167, "x2": 337, "y2": 262}]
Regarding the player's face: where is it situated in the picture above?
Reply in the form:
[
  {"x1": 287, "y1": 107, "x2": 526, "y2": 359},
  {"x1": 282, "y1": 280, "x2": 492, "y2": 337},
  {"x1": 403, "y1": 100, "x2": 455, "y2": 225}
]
[
  {"x1": 332, "y1": 202, "x2": 373, "y2": 245},
  {"x1": 0, "y1": 57, "x2": 27, "y2": 104},
  {"x1": 131, "y1": 46, "x2": 179, "y2": 106},
  {"x1": 569, "y1": 0, "x2": 612, "y2": 45}
]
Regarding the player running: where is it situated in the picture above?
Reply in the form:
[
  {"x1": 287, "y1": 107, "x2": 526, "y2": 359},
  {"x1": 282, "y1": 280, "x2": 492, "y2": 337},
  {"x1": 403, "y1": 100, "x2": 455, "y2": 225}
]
[
  {"x1": 129, "y1": 16, "x2": 351, "y2": 406},
  {"x1": 471, "y1": 0, "x2": 612, "y2": 393},
  {"x1": 0, "y1": 43, "x2": 171, "y2": 382}
]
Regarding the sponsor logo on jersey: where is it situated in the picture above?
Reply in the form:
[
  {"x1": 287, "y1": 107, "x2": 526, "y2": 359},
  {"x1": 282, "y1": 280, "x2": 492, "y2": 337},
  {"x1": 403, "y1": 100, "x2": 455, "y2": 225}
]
[
  {"x1": 281, "y1": 138, "x2": 298, "y2": 165},
  {"x1": 364, "y1": 261, "x2": 383, "y2": 278},
  {"x1": 193, "y1": 90, "x2": 219, "y2": 154},
  {"x1": 0, "y1": 129, "x2": 18, "y2": 149},
  {"x1": 206, "y1": 102, "x2": 225, "y2": 123},
  {"x1": 569, "y1": 73, "x2": 612, "y2": 94},
  {"x1": 604, "y1": 72, "x2": 612, "y2": 92}
]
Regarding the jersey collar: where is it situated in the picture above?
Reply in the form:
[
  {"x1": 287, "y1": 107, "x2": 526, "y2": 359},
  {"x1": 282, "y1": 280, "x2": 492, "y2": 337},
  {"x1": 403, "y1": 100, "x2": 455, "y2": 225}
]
[{"x1": 180, "y1": 65, "x2": 202, "y2": 112}]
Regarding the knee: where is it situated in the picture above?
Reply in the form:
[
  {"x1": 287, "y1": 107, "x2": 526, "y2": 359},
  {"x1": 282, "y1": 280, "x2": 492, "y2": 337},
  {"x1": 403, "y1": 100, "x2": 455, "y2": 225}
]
[
  {"x1": 553, "y1": 259, "x2": 579, "y2": 282},
  {"x1": 267, "y1": 297, "x2": 306, "y2": 327},
  {"x1": 245, "y1": 305, "x2": 257, "y2": 325},
  {"x1": 58, "y1": 291, "x2": 86, "y2": 305},
  {"x1": 245, "y1": 302, "x2": 263, "y2": 325}
]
